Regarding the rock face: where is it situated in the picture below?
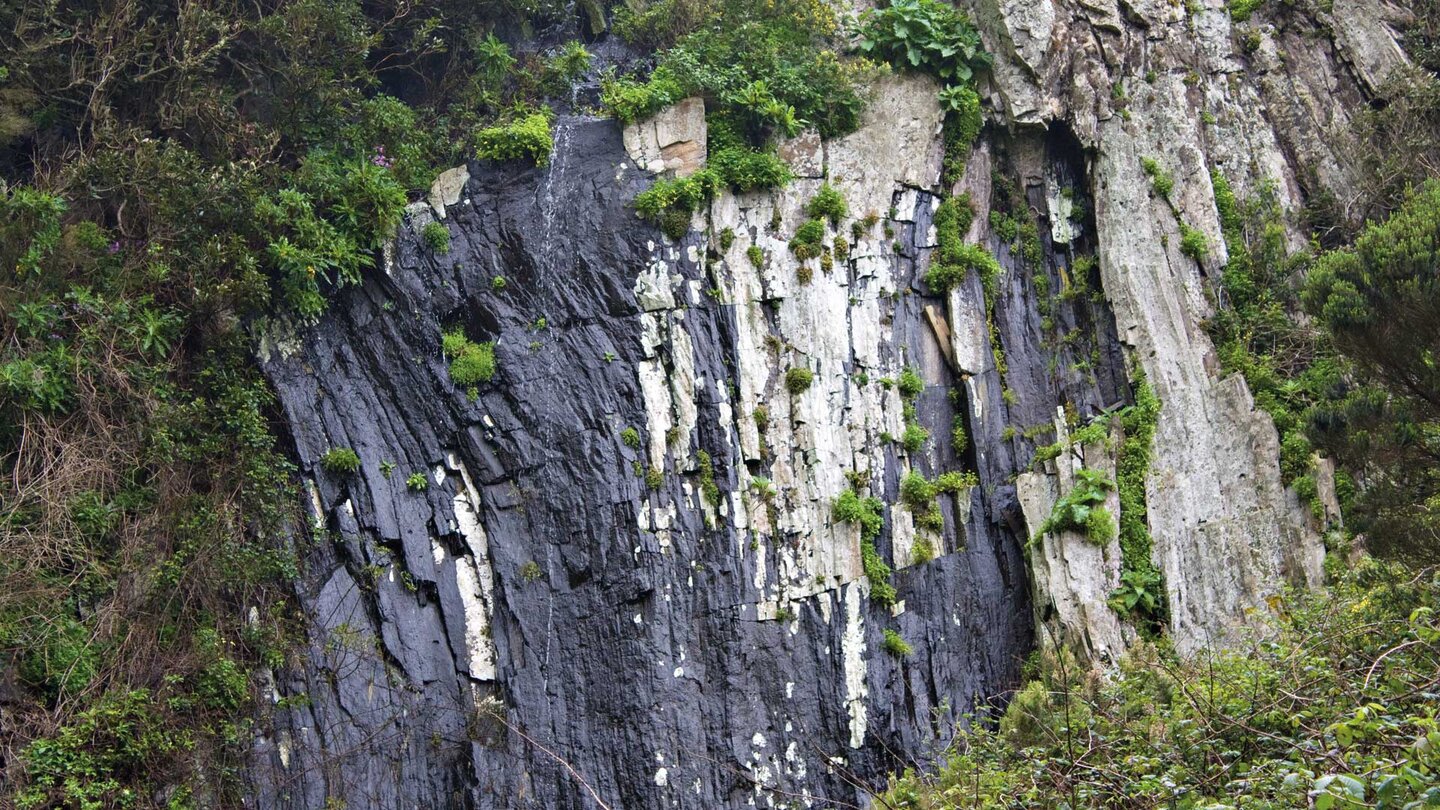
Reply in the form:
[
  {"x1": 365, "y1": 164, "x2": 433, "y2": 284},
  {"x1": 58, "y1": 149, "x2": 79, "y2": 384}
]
[{"x1": 246, "y1": 0, "x2": 1403, "y2": 806}]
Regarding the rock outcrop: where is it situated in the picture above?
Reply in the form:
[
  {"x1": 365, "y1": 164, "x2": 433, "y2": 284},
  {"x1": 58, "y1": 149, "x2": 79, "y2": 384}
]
[{"x1": 246, "y1": 0, "x2": 1405, "y2": 805}]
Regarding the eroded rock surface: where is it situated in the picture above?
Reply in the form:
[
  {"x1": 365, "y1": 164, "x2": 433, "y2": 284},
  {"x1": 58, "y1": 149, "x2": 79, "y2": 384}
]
[{"x1": 246, "y1": 0, "x2": 1403, "y2": 804}]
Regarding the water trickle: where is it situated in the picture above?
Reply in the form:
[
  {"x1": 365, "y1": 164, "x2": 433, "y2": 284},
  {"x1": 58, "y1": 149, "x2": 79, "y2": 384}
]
[{"x1": 537, "y1": 115, "x2": 576, "y2": 287}]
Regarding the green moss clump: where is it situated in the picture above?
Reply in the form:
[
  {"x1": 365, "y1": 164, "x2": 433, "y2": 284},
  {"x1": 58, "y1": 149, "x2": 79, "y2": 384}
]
[
  {"x1": 898, "y1": 367, "x2": 925, "y2": 399},
  {"x1": 881, "y1": 628, "x2": 913, "y2": 657},
  {"x1": 789, "y1": 218, "x2": 826, "y2": 260},
  {"x1": 1178, "y1": 223, "x2": 1208, "y2": 260},
  {"x1": 1141, "y1": 157, "x2": 1174, "y2": 200},
  {"x1": 926, "y1": 195, "x2": 999, "y2": 300},
  {"x1": 621, "y1": 427, "x2": 641, "y2": 449},
  {"x1": 834, "y1": 489, "x2": 885, "y2": 539},
  {"x1": 321, "y1": 447, "x2": 361, "y2": 474},
  {"x1": 422, "y1": 221, "x2": 450, "y2": 253},
  {"x1": 696, "y1": 449, "x2": 720, "y2": 504},
  {"x1": 805, "y1": 183, "x2": 848, "y2": 227},
  {"x1": 646, "y1": 465, "x2": 664, "y2": 489},
  {"x1": 785, "y1": 367, "x2": 814, "y2": 394},
  {"x1": 442, "y1": 328, "x2": 497, "y2": 388},
  {"x1": 747, "y1": 244, "x2": 765, "y2": 268},
  {"x1": 861, "y1": 540, "x2": 897, "y2": 606},
  {"x1": 900, "y1": 422, "x2": 930, "y2": 453},
  {"x1": 474, "y1": 109, "x2": 554, "y2": 166}
]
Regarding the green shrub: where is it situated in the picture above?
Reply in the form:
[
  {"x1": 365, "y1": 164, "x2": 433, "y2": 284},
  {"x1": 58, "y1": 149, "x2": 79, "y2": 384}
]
[
  {"x1": 926, "y1": 198, "x2": 998, "y2": 299},
  {"x1": 621, "y1": 427, "x2": 641, "y2": 448},
  {"x1": 1141, "y1": 157, "x2": 1174, "y2": 199},
  {"x1": 542, "y1": 41, "x2": 591, "y2": 93},
  {"x1": 940, "y1": 86, "x2": 984, "y2": 185},
  {"x1": 634, "y1": 169, "x2": 721, "y2": 240},
  {"x1": 785, "y1": 367, "x2": 814, "y2": 394},
  {"x1": 856, "y1": 0, "x2": 989, "y2": 84},
  {"x1": 789, "y1": 218, "x2": 826, "y2": 259},
  {"x1": 1178, "y1": 223, "x2": 1208, "y2": 259},
  {"x1": 881, "y1": 628, "x2": 913, "y2": 657},
  {"x1": 696, "y1": 448, "x2": 721, "y2": 503},
  {"x1": 422, "y1": 221, "x2": 450, "y2": 253},
  {"x1": 861, "y1": 540, "x2": 897, "y2": 606},
  {"x1": 835, "y1": 488, "x2": 885, "y2": 539},
  {"x1": 1033, "y1": 468, "x2": 1115, "y2": 545},
  {"x1": 492, "y1": 275, "x2": 507, "y2": 291},
  {"x1": 321, "y1": 447, "x2": 361, "y2": 473},
  {"x1": 884, "y1": 562, "x2": 1440, "y2": 808},
  {"x1": 405, "y1": 472, "x2": 428, "y2": 491},
  {"x1": 519, "y1": 560, "x2": 544, "y2": 582},
  {"x1": 1227, "y1": 0, "x2": 1266, "y2": 20},
  {"x1": 601, "y1": 67, "x2": 686, "y2": 124},
  {"x1": 805, "y1": 183, "x2": 848, "y2": 227},
  {"x1": 897, "y1": 367, "x2": 925, "y2": 399},
  {"x1": 747, "y1": 244, "x2": 765, "y2": 268},
  {"x1": 900, "y1": 422, "x2": 930, "y2": 453},
  {"x1": 603, "y1": 1, "x2": 865, "y2": 141},
  {"x1": 474, "y1": 109, "x2": 554, "y2": 166},
  {"x1": 951, "y1": 416, "x2": 969, "y2": 453},
  {"x1": 646, "y1": 465, "x2": 664, "y2": 488},
  {"x1": 911, "y1": 537, "x2": 935, "y2": 563}
]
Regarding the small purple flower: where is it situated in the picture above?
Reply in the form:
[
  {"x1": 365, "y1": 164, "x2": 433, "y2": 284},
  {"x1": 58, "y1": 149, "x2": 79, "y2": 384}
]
[
  {"x1": 371, "y1": 145, "x2": 393, "y2": 169},
  {"x1": 107, "y1": 241, "x2": 121, "y2": 254}
]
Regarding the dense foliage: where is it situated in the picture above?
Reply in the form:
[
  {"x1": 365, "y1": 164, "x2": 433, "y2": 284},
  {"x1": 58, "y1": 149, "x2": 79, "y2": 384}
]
[
  {"x1": 0, "y1": 0, "x2": 594, "y2": 803},
  {"x1": 883, "y1": 560, "x2": 1440, "y2": 808},
  {"x1": 1302, "y1": 181, "x2": 1440, "y2": 560}
]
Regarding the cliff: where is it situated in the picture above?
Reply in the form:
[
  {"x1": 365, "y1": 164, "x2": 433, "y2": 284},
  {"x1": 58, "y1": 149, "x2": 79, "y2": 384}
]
[{"x1": 246, "y1": 0, "x2": 1407, "y2": 806}]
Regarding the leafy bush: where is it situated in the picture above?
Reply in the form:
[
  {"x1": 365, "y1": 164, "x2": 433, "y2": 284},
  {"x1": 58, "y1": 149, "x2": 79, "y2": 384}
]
[
  {"x1": 1303, "y1": 180, "x2": 1440, "y2": 557},
  {"x1": 422, "y1": 221, "x2": 450, "y2": 253},
  {"x1": 855, "y1": 0, "x2": 990, "y2": 84},
  {"x1": 474, "y1": 108, "x2": 554, "y2": 166},
  {"x1": 1227, "y1": 0, "x2": 1266, "y2": 21},
  {"x1": 897, "y1": 367, "x2": 925, "y2": 399},
  {"x1": 406, "y1": 472, "x2": 429, "y2": 491},
  {"x1": 1033, "y1": 468, "x2": 1115, "y2": 545},
  {"x1": 621, "y1": 427, "x2": 641, "y2": 448},
  {"x1": 696, "y1": 449, "x2": 721, "y2": 503},
  {"x1": 321, "y1": 447, "x2": 362, "y2": 473},
  {"x1": 603, "y1": 0, "x2": 869, "y2": 151},
  {"x1": 926, "y1": 197, "x2": 999, "y2": 298},
  {"x1": 835, "y1": 489, "x2": 885, "y2": 539},
  {"x1": 883, "y1": 561, "x2": 1440, "y2": 809},
  {"x1": 601, "y1": 67, "x2": 686, "y2": 124},
  {"x1": 634, "y1": 169, "x2": 722, "y2": 239}
]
